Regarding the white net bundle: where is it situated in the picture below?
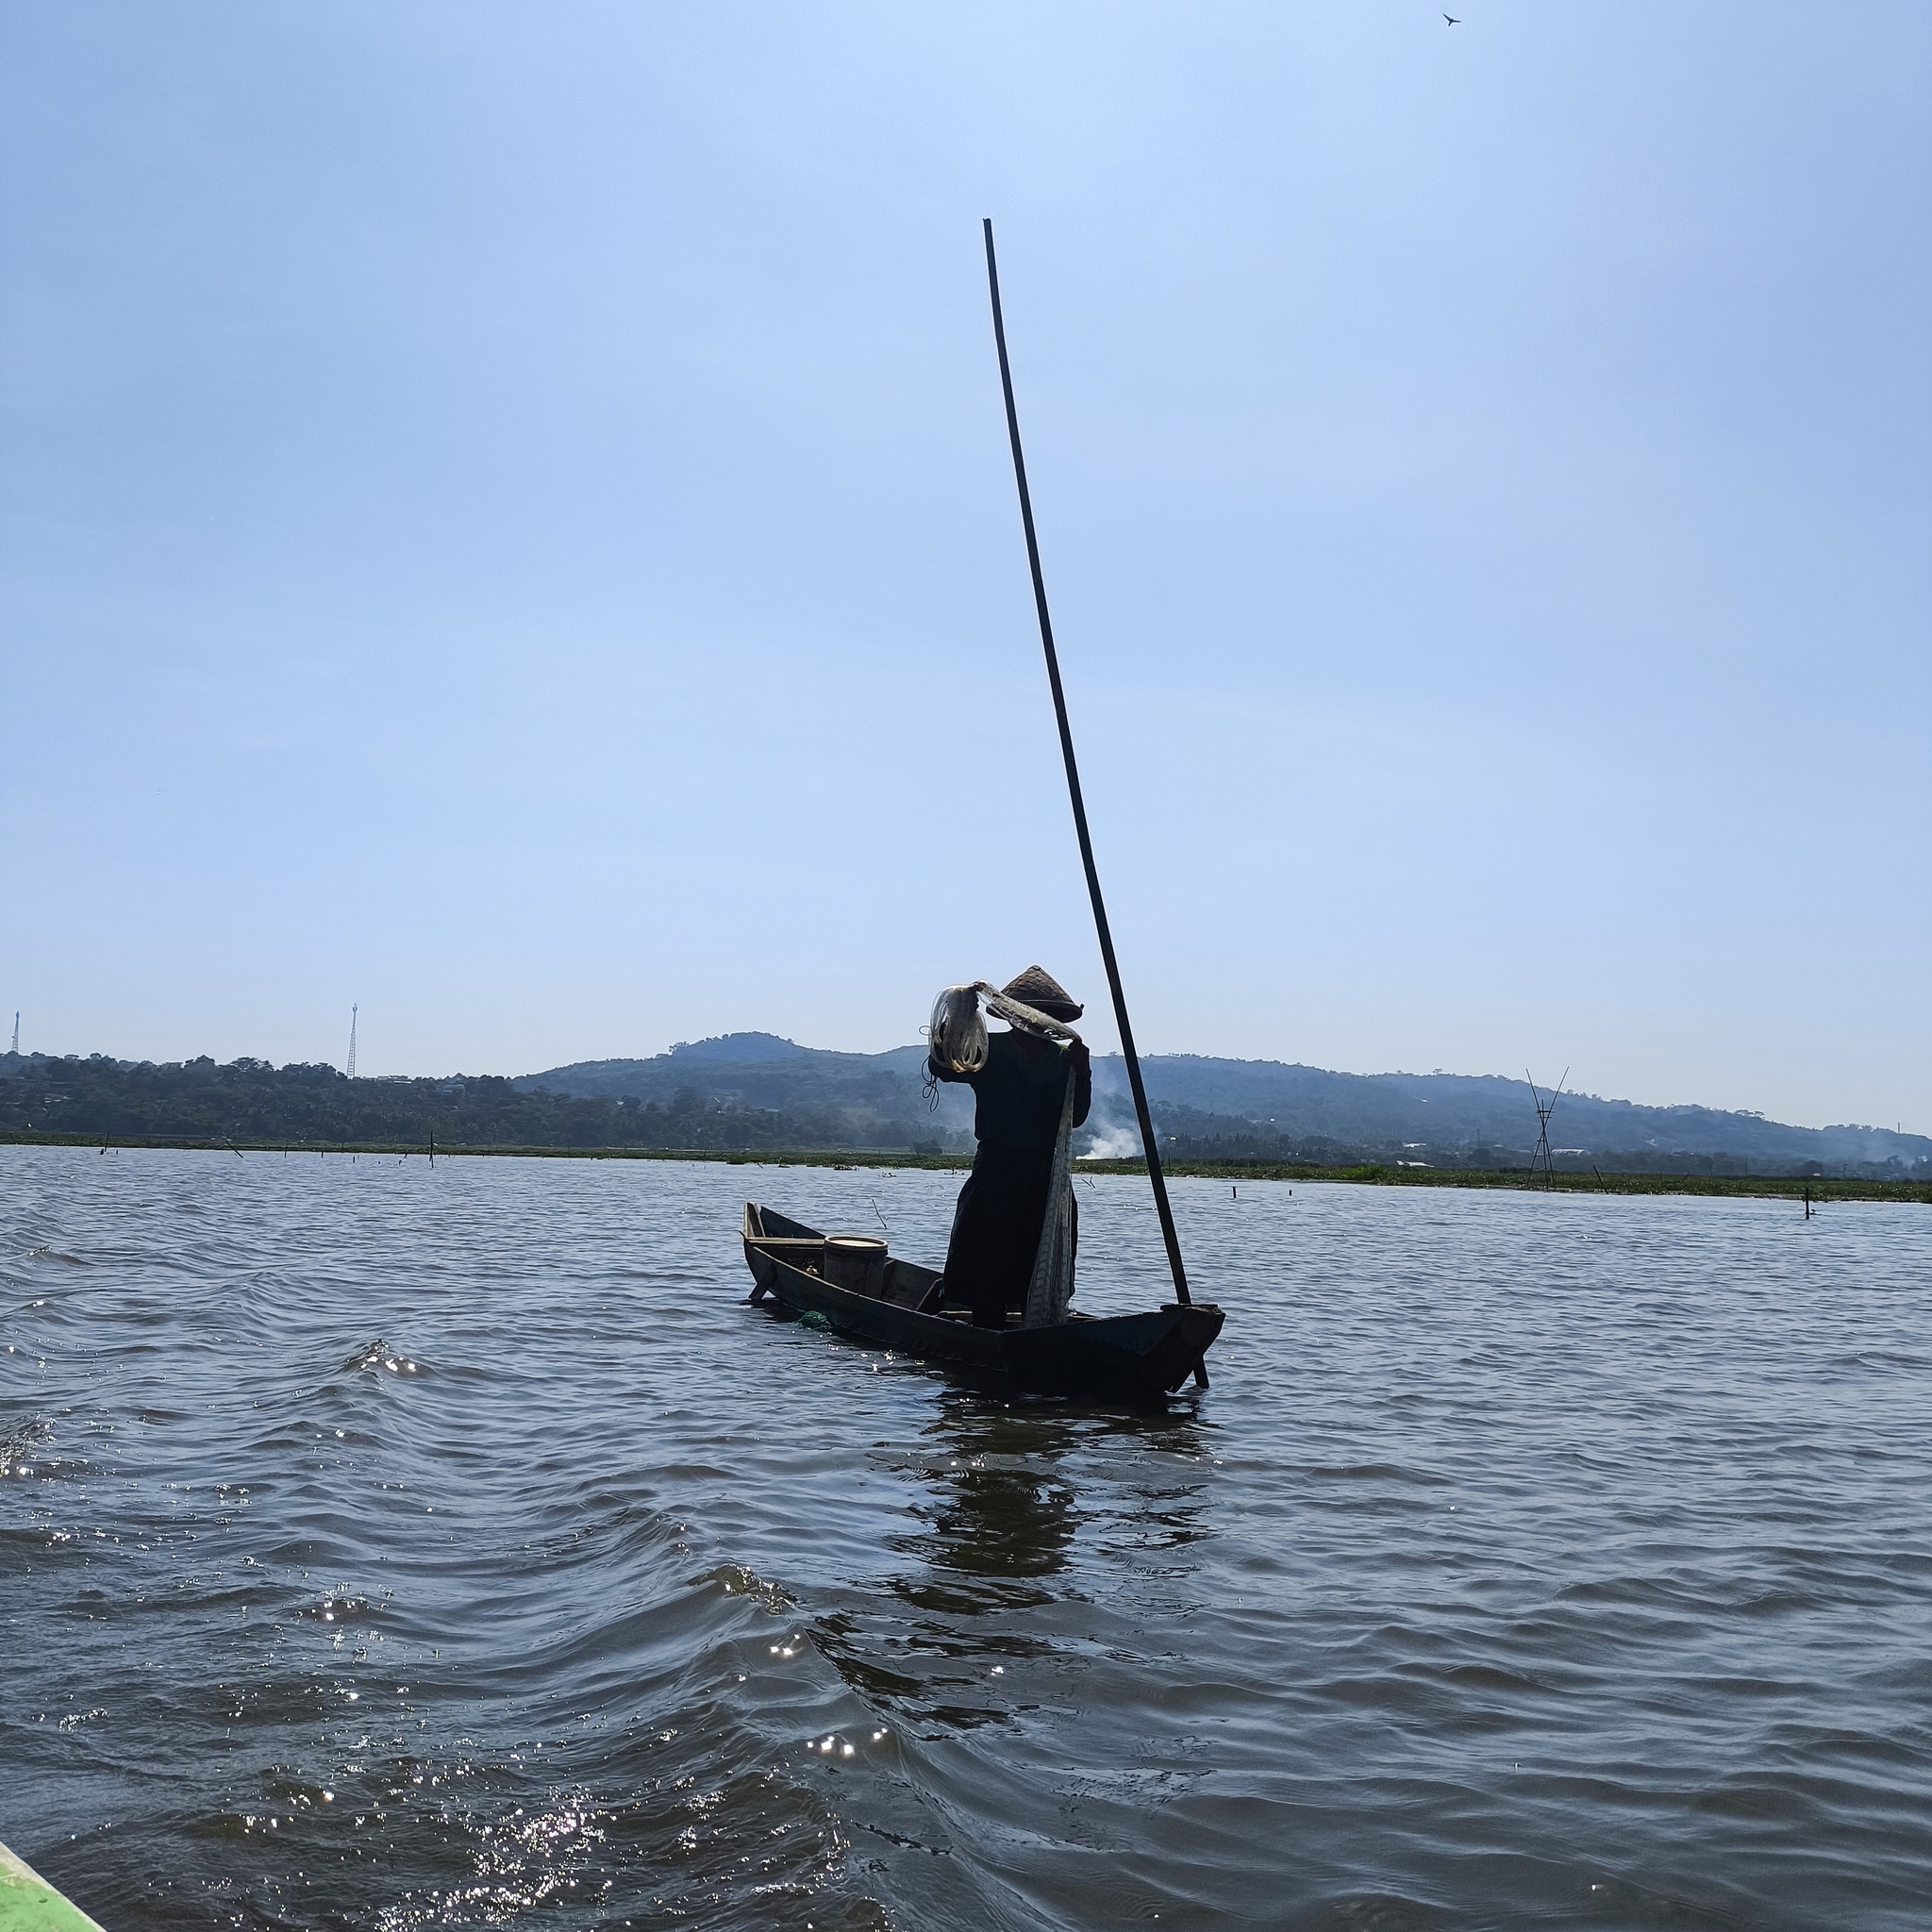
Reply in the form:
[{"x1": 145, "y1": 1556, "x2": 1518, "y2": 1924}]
[
  {"x1": 928, "y1": 984, "x2": 990, "y2": 1075},
  {"x1": 928, "y1": 981, "x2": 1080, "y2": 1074}
]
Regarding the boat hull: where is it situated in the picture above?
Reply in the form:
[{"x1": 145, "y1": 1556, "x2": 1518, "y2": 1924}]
[{"x1": 741, "y1": 1202, "x2": 1223, "y2": 1399}]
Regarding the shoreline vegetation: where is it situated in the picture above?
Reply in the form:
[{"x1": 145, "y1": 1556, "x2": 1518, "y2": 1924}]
[
  {"x1": 5, "y1": 1130, "x2": 1925, "y2": 1204},
  {"x1": 6, "y1": 1047, "x2": 1924, "y2": 1190}
]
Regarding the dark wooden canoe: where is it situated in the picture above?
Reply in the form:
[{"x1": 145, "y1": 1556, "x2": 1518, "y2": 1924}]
[{"x1": 741, "y1": 1202, "x2": 1223, "y2": 1399}]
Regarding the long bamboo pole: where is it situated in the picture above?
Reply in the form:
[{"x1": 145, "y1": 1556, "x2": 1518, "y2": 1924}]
[{"x1": 982, "y1": 219, "x2": 1194, "y2": 1315}]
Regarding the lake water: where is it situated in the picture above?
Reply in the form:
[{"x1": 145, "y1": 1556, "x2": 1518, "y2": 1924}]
[{"x1": 4, "y1": 1144, "x2": 1930, "y2": 1930}]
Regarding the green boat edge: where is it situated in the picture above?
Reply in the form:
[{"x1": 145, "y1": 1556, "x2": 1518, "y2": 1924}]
[{"x1": 0, "y1": 1843, "x2": 104, "y2": 1932}]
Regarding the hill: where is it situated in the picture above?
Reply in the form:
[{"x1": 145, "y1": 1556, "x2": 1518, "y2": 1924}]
[
  {"x1": 0, "y1": 1052, "x2": 924, "y2": 1153},
  {"x1": 4, "y1": 1042, "x2": 1923, "y2": 1178},
  {"x1": 522, "y1": 1040, "x2": 1930, "y2": 1178}
]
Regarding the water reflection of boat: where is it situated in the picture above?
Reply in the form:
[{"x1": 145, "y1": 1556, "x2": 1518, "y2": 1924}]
[
  {"x1": 813, "y1": 1401, "x2": 1214, "y2": 1734},
  {"x1": 906, "y1": 1409, "x2": 1082, "y2": 1599},
  {"x1": 741, "y1": 1203, "x2": 1224, "y2": 1400}
]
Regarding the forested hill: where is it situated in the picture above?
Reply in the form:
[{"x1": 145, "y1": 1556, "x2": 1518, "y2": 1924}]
[
  {"x1": 522, "y1": 1036, "x2": 1931, "y2": 1176},
  {"x1": 1108, "y1": 1058, "x2": 1928, "y2": 1172},
  {"x1": 518, "y1": 1035, "x2": 958, "y2": 1145},
  {"x1": 0, "y1": 1052, "x2": 938, "y2": 1152},
  {"x1": 4, "y1": 1040, "x2": 1924, "y2": 1177}
]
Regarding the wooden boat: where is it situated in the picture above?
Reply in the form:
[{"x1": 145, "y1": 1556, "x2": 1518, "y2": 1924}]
[
  {"x1": 741, "y1": 1202, "x2": 1223, "y2": 1399},
  {"x1": 1, "y1": 1838, "x2": 105, "y2": 1932}
]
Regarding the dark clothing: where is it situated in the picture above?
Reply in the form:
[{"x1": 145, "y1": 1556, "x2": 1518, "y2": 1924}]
[
  {"x1": 926, "y1": 1030, "x2": 1091, "y2": 1152},
  {"x1": 930, "y1": 1032, "x2": 1090, "y2": 1327},
  {"x1": 943, "y1": 1141, "x2": 1077, "y2": 1328}
]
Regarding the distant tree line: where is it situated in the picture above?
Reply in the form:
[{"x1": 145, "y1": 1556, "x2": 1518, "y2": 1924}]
[
  {"x1": 4, "y1": 1052, "x2": 1916, "y2": 1179},
  {"x1": 0, "y1": 1054, "x2": 938, "y2": 1151},
  {"x1": 1148, "y1": 1101, "x2": 1858, "y2": 1178}
]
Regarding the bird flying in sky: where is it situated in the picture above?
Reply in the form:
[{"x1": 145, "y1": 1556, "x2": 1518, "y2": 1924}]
[{"x1": 1445, "y1": 12, "x2": 1461, "y2": 22}]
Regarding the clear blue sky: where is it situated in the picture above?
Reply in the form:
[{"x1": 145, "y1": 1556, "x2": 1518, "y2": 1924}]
[{"x1": 3, "y1": 2, "x2": 1926, "y2": 1130}]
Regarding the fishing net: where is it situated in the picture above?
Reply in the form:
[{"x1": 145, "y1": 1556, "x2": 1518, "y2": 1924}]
[
  {"x1": 1022, "y1": 1068, "x2": 1079, "y2": 1328},
  {"x1": 927, "y1": 980, "x2": 1079, "y2": 1073}
]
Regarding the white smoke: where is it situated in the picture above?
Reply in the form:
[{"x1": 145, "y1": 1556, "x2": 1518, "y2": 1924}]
[{"x1": 1076, "y1": 1093, "x2": 1145, "y2": 1160}]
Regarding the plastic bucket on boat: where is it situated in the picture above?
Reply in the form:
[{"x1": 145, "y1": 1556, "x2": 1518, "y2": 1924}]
[{"x1": 824, "y1": 1234, "x2": 888, "y2": 1295}]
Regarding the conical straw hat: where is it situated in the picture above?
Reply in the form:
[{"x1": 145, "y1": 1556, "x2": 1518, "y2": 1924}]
[{"x1": 1000, "y1": 965, "x2": 1083, "y2": 1023}]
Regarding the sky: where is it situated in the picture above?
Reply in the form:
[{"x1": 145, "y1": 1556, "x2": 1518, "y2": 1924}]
[{"x1": 1, "y1": 1, "x2": 1926, "y2": 1131}]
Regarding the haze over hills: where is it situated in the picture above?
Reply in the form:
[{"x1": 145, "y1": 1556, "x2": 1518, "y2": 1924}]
[
  {"x1": 5, "y1": 1037, "x2": 1924, "y2": 1177},
  {"x1": 520, "y1": 1035, "x2": 1931, "y2": 1177}
]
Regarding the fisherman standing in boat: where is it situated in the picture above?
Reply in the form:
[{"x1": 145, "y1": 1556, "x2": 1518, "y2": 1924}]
[{"x1": 927, "y1": 966, "x2": 1091, "y2": 1329}]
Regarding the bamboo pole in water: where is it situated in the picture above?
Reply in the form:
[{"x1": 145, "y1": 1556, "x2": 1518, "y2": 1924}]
[{"x1": 981, "y1": 219, "x2": 1196, "y2": 1324}]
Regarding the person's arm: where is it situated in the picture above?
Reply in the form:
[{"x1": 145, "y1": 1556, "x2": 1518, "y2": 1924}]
[
  {"x1": 1068, "y1": 1040, "x2": 1091, "y2": 1126},
  {"x1": 927, "y1": 1051, "x2": 977, "y2": 1087}
]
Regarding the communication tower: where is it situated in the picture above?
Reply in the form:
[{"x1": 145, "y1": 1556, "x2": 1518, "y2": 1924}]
[
  {"x1": 1526, "y1": 1067, "x2": 1567, "y2": 1191},
  {"x1": 9, "y1": 1012, "x2": 17, "y2": 1055},
  {"x1": 348, "y1": 1004, "x2": 358, "y2": 1080}
]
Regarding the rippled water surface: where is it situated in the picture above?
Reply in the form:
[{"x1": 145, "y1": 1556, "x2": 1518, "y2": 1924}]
[{"x1": 4, "y1": 1145, "x2": 1930, "y2": 1930}]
